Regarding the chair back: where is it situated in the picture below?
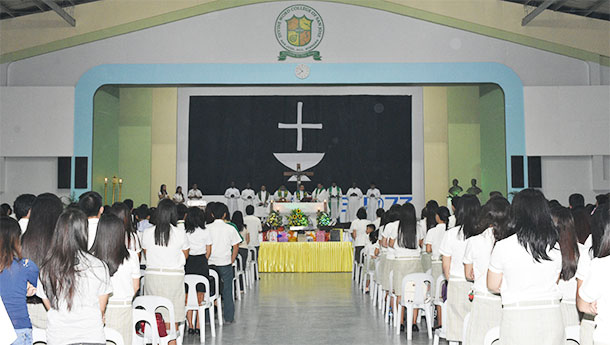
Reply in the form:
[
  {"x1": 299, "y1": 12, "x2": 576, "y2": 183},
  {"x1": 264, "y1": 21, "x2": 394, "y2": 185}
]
[
  {"x1": 132, "y1": 308, "x2": 160, "y2": 345},
  {"x1": 32, "y1": 327, "x2": 46, "y2": 344},
  {"x1": 133, "y1": 296, "x2": 177, "y2": 337},
  {"x1": 359, "y1": 249, "x2": 366, "y2": 264},
  {"x1": 184, "y1": 274, "x2": 211, "y2": 309},
  {"x1": 104, "y1": 327, "x2": 125, "y2": 345},
  {"x1": 434, "y1": 275, "x2": 447, "y2": 303},
  {"x1": 401, "y1": 272, "x2": 433, "y2": 304},
  {"x1": 248, "y1": 247, "x2": 257, "y2": 262},
  {"x1": 236, "y1": 255, "x2": 244, "y2": 271},
  {"x1": 209, "y1": 270, "x2": 221, "y2": 301}
]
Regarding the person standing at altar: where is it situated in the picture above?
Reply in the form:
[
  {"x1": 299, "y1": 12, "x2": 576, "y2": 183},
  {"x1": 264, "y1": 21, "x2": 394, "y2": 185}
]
[
  {"x1": 274, "y1": 185, "x2": 292, "y2": 202},
  {"x1": 224, "y1": 181, "x2": 241, "y2": 217},
  {"x1": 346, "y1": 182, "x2": 363, "y2": 222},
  {"x1": 188, "y1": 184, "x2": 203, "y2": 200},
  {"x1": 241, "y1": 183, "x2": 256, "y2": 208},
  {"x1": 312, "y1": 183, "x2": 328, "y2": 202},
  {"x1": 366, "y1": 183, "x2": 381, "y2": 221},
  {"x1": 256, "y1": 185, "x2": 271, "y2": 207},
  {"x1": 293, "y1": 184, "x2": 309, "y2": 202},
  {"x1": 328, "y1": 182, "x2": 342, "y2": 221}
]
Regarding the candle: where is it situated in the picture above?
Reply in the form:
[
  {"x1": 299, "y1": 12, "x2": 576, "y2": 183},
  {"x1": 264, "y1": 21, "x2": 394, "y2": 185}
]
[
  {"x1": 118, "y1": 178, "x2": 123, "y2": 201},
  {"x1": 103, "y1": 177, "x2": 108, "y2": 205}
]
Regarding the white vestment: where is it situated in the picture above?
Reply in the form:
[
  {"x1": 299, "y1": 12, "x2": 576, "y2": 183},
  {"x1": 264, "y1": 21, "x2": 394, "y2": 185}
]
[
  {"x1": 256, "y1": 190, "x2": 271, "y2": 206},
  {"x1": 327, "y1": 186, "x2": 342, "y2": 220},
  {"x1": 187, "y1": 188, "x2": 203, "y2": 199},
  {"x1": 293, "y1": 190, "x2": 308, "y2": 202},
  {"x1": 346, "y1": 187, "x2": 363, "y2": 222},
  {"x1": 312, "y1": 188, "x2": 328, "y2": 202},
  {"x1": 273, "y1": 190, "x2": 292, "y2": 202},
  {"x1": 241, "y1": 188, "x2": 256, "y2": 207},
  {"x1": 224, "y1": 187, "x2": 241, "y2": 216},
  {"x1": 366, "y1": 188, "x2": 381, "y2": 220}
]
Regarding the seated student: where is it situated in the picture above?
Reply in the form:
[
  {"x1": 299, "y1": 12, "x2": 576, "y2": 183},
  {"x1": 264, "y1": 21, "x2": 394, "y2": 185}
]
[
  {"x1": 462, "y1": 197, "x2": 509, "y2": 345},
  {"x1": 38, "y1": 208, "x2": 112, "y2": 345},
  {"x1": 78, "y1": 191, "x2": 104, "y2": 250},
  {"x1": 183, "y1": 207, "x2": 212, "y2": 335},
  {"x1": 91, "y1": 214, "x2": 140, "y2": 345},
  {"x1": 351, "y1": 208, "x2": 370, "y2": 263},
  {"x1": 141, "y1": 199, "x2": 189, "y2": 339},
  {"x1": 0, "y1": 217, "x2": 39, "y2": 345},
  {"x1": 207, "y1": 203, "x2": 242, "y2": 323},
  {"x1": 578, "y1": 203, "x2": 610, "y2": 345},
  {"x1": 488, "y1": 189, "x2": 566, "y2": 345},
  {"x1": 13, "y1": 194, "x2": 36, "y2": 233}
]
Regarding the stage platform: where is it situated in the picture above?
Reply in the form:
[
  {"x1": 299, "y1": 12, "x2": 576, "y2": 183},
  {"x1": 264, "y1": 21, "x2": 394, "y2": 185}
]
[{"x1": 258, "y1": 242, "x2": 353, "y2": 273}]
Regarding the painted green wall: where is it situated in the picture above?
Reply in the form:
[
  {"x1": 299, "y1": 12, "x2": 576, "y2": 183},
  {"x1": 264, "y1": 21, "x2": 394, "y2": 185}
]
[
  {"x1": 479, "y1": 84, "x2": 507, "y2": 203},
  {"x1": 92, "y1": 86, "x2": 119, "y2": 203}
]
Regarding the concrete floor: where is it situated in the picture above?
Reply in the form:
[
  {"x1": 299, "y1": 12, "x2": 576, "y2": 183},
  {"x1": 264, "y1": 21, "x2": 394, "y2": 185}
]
[{"x1": 182, "y1": 273, "x2": 445, "y2": 345}]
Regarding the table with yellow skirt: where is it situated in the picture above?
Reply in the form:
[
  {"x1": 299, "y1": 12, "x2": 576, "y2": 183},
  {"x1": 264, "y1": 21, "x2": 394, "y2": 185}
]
[{"x1": 258, "y1": 242, "x2": 354, "y2": 272}]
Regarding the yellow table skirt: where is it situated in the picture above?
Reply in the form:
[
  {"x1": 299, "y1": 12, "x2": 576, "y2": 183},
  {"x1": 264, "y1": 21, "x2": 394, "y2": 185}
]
[{"x1": 258, "y1": 242, "x2": 354, "y2": 272}]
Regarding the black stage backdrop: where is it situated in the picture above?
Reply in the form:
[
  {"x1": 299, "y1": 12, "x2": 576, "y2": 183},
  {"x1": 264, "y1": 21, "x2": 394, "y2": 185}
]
[{"x1": 188, "y1": 95, "x2": 412, "y2": 195}]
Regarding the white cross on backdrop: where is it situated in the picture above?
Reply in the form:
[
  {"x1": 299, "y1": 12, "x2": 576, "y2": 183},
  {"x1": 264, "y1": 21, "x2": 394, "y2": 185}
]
[{"x1": 278, "y1": 101, "x2": 323, "y2": 151}]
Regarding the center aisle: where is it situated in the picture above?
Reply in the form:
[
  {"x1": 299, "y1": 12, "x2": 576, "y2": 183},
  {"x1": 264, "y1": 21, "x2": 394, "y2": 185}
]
[{"x1": 182, "y1": 273, "x2": 441, "y2": 345}]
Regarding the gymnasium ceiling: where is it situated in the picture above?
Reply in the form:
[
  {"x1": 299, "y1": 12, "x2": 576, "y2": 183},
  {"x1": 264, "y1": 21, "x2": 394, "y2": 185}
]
[{"x1": 504, "y1": 0, "x2": 609, "y2": 23}]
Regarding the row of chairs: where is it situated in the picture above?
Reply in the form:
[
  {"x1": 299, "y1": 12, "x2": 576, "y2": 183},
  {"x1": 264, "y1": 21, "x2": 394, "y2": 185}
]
[
  {"x1": 354, "y1": 250, "x2": 584, "y2": 344},
  {"x1": 33, "y1": 247, "x2": 261, "y2": 345}
]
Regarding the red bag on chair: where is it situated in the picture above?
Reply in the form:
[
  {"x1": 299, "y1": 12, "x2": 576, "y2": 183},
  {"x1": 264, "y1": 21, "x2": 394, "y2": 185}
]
[{"x1": 136, "y1": 312, "x2": 168, "y2": 337}]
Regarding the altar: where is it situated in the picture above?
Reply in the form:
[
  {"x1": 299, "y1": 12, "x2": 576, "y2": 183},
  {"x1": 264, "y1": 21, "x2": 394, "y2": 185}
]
[
  {"x1": 271, "y1": 201, "x2": 327, "y2": 216},
  {"x1": 258, "y1": 242, "x2": 353, "y2": 273}
]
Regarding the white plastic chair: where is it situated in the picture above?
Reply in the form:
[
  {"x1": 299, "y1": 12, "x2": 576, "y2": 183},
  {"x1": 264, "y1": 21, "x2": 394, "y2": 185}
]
[
  {"x1": 248, "y1": 247, "x2": 259, "y2": 282},
  {"x1": 231, "y1": 259, "x2": 245, "y2": 301},
  {"x1": 184, "y1": 275, "x2": 216, "y2": 342},
  {"x1": 208, "y1": 270, "x2": 223, "y2": 326},
  {"x1": 384, "y1": 270, "x2": 394, "y2": 324},
  {"x1": 356, "y1": 250, "x2": 366, "y2": 287},
  {"x1": 395, "y1": 272, "x2": 434, "y2": 340},
  {"x1": 132, "y1": 308, "x2": 160, "y2": 345},
  {"x1": 359, "y1": 252, "x2": 371, "y2": 292},
  {"x1": 32, "y1": 327, "x2": 46, "y2": 344},
  {"x1": 104, "y1": 326, "x2": 124, "y2": 345},
  {"x1": 565, "y1": 325, "x2": 580, "y2": 343},
  {"x1": 483, "y1": 326, "x2": 500, "y2": 345},
  {"x1": 432, "y1": 301, "x2": 448, "y2": 345},
  {"x1": 462, "y1": 312, "x2": 471, "y2": 344},
  {"x1": 133, "y1": 295, "x2": 183, "y2": 345}
]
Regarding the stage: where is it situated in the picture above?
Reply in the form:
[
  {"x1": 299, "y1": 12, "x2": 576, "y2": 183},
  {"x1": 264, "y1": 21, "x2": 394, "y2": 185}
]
[{"x1": 258, "y1": 242, "x2": 353, "y2": 273}]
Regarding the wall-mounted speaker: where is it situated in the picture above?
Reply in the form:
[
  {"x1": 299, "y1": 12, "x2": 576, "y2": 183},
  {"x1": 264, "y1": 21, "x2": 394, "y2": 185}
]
[
  {"x1": 57, "y1": 157, "x2": 71, "y2": 189},
  {"x1": 528, "y1": 156, "x2": 542, "y2": 188},
  {"x1": 511, "y1": 156, "x2": 524, "y2": 188},
  {"x1": 75, "y1": 157, "x2": 88, "y2": 189}
]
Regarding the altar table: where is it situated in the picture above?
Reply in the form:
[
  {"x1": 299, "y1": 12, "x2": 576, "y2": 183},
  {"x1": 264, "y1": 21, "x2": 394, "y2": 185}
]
[{"x1": 258, "y1": 242, "x2": 353, "y2": 273}]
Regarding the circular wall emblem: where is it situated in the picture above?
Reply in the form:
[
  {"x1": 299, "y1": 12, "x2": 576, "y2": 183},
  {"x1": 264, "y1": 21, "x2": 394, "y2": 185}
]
[{"x1": 275, "y1": 4, "x2": 324, "y2": 60}]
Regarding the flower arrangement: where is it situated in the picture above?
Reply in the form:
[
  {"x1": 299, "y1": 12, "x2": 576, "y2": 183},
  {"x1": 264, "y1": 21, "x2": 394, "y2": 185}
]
[
  {"x1": 288, "y1": 208, "x2": 309, "y2": 227},
  {"x1": 316, "y1": 211, "x2": 332, "y2": 227},
  {"x1": 267, "y1": 210, "x2": 283, "y2": 228}
]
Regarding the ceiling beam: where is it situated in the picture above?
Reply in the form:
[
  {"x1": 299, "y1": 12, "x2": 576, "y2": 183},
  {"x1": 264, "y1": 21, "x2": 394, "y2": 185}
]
[
  {"x1": 38, "y1": 0, "x2": 75, "y2": 26},
  {"x1": 522, "y1": 0, "x2": 557, "y2": 26},
  {"x1": 583, "y1": 0, "x2": 608, "y2": 17},
  {"x1": 0, "y1": 3, "x2": 16, "y2": 17},
  {"x1": 550, "y1": 0, "x2": 569, "y2": 11}
]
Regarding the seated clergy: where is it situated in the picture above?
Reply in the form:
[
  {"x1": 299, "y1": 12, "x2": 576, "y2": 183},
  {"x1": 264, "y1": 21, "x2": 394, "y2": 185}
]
[
  {"x1": 293, "y1": 185, "x2": 309, "y2": 202},
  {"x1": 274, "y1": 185, "x2": 292, "y2": 202}
]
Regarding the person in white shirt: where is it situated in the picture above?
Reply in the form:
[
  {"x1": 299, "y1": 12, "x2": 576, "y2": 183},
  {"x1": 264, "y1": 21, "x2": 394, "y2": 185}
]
[
  {"x1": 224, "y1": 181, "x2": 241, "y2": 217},
  {"x1": 207, "y1": 202, "x2": 242, "y2": 323},
  {"x1": 256, "y1": 185, "x2": 271, "y2": 207},
  {"x1": 576, "y1": 234, "x2": 596, "y2": 344},
  {"x1": 293, "y1": 184, "x2": 309, "y2": 202},
  {"x1": 387, "y1": 203, "x2": 423, "y2": 331},
  {"x1": 273, "y1": 185, "x2": 292, "y2": 202},
  {"x1": 173, "y1": 186, "x2": 185, "y2": 204},
  {"x1": 439, "y1": 194, "x2": 480, "y2": 342},
  {"x1": 448, "y1": 196, "x2": 459, "y2": 229},
  {"x1": 578, "y1": 203, "x2": 610, "y2": 345},
  {"x1": 373, "y1": 208, "x2": 384, "y2": 230},
  {"x1": 487, "y1": 189, "x2": 565, "y2": 345},
  {"x1": 188, "y1": 184, "x2": 203, "y2": 200},
  {"x1": 141, "y1": 199, "x2": 189, "y2": 332},
  {"x1": 78, "y1": 191, "x2": 104, "y2": 250},
  {"x1": 346, "y1": 183, "x2": 363, "y2": 222},
  {"x1": 351, "y1": 208, "x2": 370, "y2": 263},
  {"x1": 362, "y1": 226, "x2": 380, "y2": 291},
  {"x1": 327, "y1": 182, "x2": 343, "y2": 221},
  {"x1": 379, "y1": 204, "x2": 402, "y2": 294},
  {"x1": 241, "y1": 183, "x2": 256, "y2": 208},
  {"x1": 38, "y1": 208, "x2": 112, "y2": 345},
  {"x1": 365, "y1": 183, "x2": 381, "y2": 221},
  {"x1": 462, "y1": 197, "x2": 509, "y2": 345},
  {"x1": 158, "y1": 184, "x2": 170, "y2": 200},
  {"x1": 244, "y1": 205, "x2": 262, "y2": 254},
  {"x1": 183, "y1": 207, "x2": 213, "y2": 335},
  {"x1": 425, "y1": 205, "x2": 450, "y2": 329},
  {"x1": 90, "y1": 214, "x2": 140, "y2": 345},
  {"x1": 419, "y1": 200, "x2": 439, "y2": 272},
  {"x1": 13, "y1": 194, "x2": 36, "y2": 234},
  {"x1": 312, "y1": 183, "x2": 328, "y2": 202}
]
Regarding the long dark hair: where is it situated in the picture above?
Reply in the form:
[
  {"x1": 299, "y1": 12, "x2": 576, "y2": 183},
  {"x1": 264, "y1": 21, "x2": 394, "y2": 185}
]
[
  {"x1": 21, "y1": 193, "x2": 63, "y2": 266},
  {"x1": 154, "y1": 199, "x2": 177, "y2": 246},
  {"x1": 159, "y1": 184, "x2": 167, "y2": 195},
  {"x1": 396, "y1": 203, "x2": 418, "y2": 249},
  {"x1": 91, "y1": 214, "x2": 129, "y2": 276},
  {"x1": 477, "y1": 197, "x2": 510, "y2": 241},
  {"x1": 508, "y1": 189, "x2": 559, "y2": 262},
  {"x1": 40, "y1": 208, "x2": 90, "y2": 310},
  {"x1": 571, "y1": 207, "x2": 591, "y2": 245},
  {"x1": 551, "y1": 207, "x2": 579, "y2": 281},
  {"x1": 456, "y1": 195, "x2": 481, "y2": 239},
  {"x1": 109, "y1": 202, "x2": 139, "y2": 250},
  {"x1": 0, "y1": 217, "x2": 22, "y2": 272},
  {"x1": 435, "y1": 206, "x2": 450, "y2": 231},
  {"x1": 185, "y1": 207, "x2": 205, "y2": 233},
  {"x1": 425, "y1": 200, "x2": 439, "y2": 230},
  {"x1": 231, "y1": 211, "x2": 245, "y2": 232},
  {"x1": 591, "y1": 203, "x2": 610, "y2": 258}
]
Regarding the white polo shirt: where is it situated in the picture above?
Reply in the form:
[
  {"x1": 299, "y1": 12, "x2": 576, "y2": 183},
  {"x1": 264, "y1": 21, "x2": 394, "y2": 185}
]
[
  {"x1": 579, "y1": 255, "x2": 610, "y2": 343},
  {"x1": 385, "y1": 221, "x2": 420, "y2": 258},
  {"x1": 87, "y1": 218, "x2": 99, "y2": 250},
  {"x1": 244, "y1": 215, "x2": 262, "y2": 247},
  {"x1": 207, "y1": 220, "x2": 242, "y2": 266},
  {"x1": 425, "y1": 223, "x2": 447, "y2": 261},
  {"x1": 186, "y1": 227, "x2": 213, "y2": 256},
  {"x1": 141, "y1": 225, "x2": 189, "y2": 274},
  {"x1": 438, "y1": 226, "x2": 468, "y2": 281},
  {"x1": 351, "y1": 219, "x2": 370, "y2": 247},
  {"x1": 109, "y1": 250, "x2": 141, "y2": 303},
  {"x1": 463, "y1": 227, "x2": 495, "y2": 294}
]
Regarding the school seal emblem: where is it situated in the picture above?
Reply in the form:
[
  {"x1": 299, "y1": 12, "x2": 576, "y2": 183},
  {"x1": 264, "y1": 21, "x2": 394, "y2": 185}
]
[{"x1": 275, "y1": 4, "x2": 324, "y2": 60}]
